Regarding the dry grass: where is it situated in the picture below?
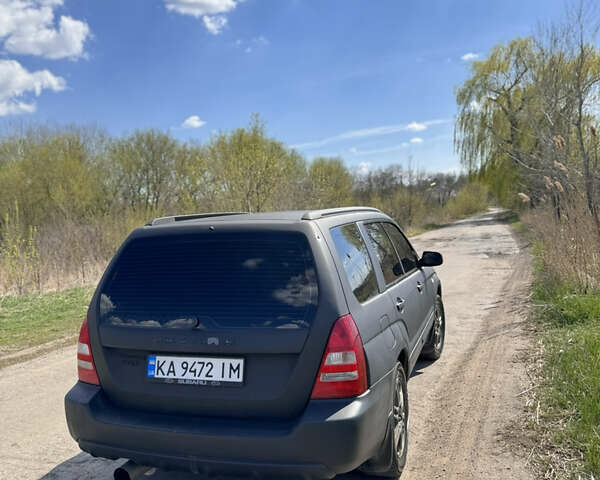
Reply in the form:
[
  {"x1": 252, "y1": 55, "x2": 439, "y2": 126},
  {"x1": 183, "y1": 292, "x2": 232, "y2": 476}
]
[
  {"x1": 0, "y1": 190, "x2": 489, "y2": 296},
  {"x1": 519, "y1": 331, "x2": 596, "y2": 480},
  {"x1": 0, "y1": 210, "x2": 154, "y2": 296},
  {"x1": 517, "y1": 203, "x2": 600, "y2": 479},
  {"x1": 524, "y1": 201, "x2": 600, "y2": 293}
]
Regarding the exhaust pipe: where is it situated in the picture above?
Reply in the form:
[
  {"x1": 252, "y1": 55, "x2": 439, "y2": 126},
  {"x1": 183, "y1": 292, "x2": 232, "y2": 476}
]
[{"x1": 114, "y1": 460, "x2": 153, "y2": 480}]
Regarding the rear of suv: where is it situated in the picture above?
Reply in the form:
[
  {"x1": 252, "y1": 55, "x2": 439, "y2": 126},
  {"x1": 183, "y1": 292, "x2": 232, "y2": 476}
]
[{"x1": 65, "y1": 207, "x2": 444, "y2": 479}]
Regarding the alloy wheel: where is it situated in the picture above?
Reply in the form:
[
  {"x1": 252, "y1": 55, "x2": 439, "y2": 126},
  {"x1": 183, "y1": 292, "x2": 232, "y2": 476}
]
[
  {"x1": 392, "y1": 367, "x2": 407, "y2": 458},
  {"x1": 432, "y1": 304, "x2": 444, "y2": 351}
]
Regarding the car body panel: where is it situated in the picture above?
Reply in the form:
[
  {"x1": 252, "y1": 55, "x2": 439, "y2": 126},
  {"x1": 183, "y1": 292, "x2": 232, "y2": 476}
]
[
  {"x1": 65, "y1": 208, "x2": 442, "y2": 478},
  {"x1": 65, "y1": 377, "x2": 391, "y2": 479}
]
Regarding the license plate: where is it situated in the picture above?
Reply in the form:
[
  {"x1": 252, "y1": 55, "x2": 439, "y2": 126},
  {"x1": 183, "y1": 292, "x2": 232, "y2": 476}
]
[{"x1": 147, "y1": 355, "x2": 244, "y2": 384}]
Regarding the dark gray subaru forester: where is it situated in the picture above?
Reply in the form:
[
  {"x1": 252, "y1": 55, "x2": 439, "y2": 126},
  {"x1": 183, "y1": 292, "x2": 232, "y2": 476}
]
[{"x1": 65, "y1": 207, "x2": 445, "y2": 479}]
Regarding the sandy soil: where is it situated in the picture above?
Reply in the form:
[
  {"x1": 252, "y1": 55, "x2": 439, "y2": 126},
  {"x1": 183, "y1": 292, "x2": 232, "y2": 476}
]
[{"x1": 0, "y1": 209, "x2": 534, "y2": 480}]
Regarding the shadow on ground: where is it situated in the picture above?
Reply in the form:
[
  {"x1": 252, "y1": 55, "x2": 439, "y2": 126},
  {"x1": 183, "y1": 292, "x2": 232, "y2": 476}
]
[
  {"x1": 40, "y1": 452, "x2": 391, "y2": 480},
  {"x1": 409, "y1": 358, "x2": 437, "y2": 379},
  {"x1": 444, "y1": 209, "x2": 513, "y2": 230}
]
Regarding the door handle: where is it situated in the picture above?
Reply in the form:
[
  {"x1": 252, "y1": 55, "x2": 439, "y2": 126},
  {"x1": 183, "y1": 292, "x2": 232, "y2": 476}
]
[
  {"x1": 395, "y1": 297, "x2": 405, "y2": 311},
  {"x1": 416, "y1": 281, "x2": 424, "y2": 293}
]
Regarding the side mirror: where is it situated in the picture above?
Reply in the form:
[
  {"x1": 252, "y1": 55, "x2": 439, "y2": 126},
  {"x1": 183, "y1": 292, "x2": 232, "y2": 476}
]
[
  {"x1": 419, "y1": 251, "x2": 443, "y2": 267},
  {"x1": 393, "y1": 263, "x2": 403, "y2": 277}
]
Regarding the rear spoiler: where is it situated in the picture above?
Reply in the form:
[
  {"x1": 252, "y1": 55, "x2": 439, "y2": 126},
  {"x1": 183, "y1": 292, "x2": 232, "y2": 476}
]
[{"x1": 147, "y1": 212, "x2": 248, "y2": 226}]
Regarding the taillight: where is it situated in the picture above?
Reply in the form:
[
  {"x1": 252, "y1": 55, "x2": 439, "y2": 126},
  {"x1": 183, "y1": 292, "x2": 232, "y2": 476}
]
[
  {"x1": 77, "y1": 317, "x2": 100, "y2": 385},
  {"x1": 311, "y1": 314, "x2": 368, "y2": 399}
]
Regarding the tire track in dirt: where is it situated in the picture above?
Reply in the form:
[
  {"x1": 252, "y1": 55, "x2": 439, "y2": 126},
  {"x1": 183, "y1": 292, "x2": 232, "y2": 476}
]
[{"x1": 401, "y1": 213, "x2": 533, "y2": 480}]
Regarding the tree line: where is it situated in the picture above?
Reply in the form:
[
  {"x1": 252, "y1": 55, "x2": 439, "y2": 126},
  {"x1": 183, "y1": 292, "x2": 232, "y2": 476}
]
[{"x1": 0, "y1": 115, "x2": 479, "y2": 295}]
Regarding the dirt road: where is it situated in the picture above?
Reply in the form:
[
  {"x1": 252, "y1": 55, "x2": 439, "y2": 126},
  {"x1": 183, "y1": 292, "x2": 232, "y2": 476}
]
[{"x1": 0, "y1": 210, "x2": 534, "y2": 480}]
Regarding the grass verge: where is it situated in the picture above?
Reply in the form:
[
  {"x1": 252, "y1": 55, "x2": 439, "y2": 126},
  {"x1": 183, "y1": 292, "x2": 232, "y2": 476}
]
[
  {"x1": 0, "y1": 286, "x2": 94, "y2": 352},
  {"x1": 530, "y1": 243, "x2": 600, "y2": 478}
]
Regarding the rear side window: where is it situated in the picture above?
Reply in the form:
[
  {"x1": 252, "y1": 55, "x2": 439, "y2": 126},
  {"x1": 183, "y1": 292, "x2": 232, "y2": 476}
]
[
  {"x1": 330, "y1": 224, "x2": 378, "y2": 303},
  {"x1": 383, "y1": 223, "x2": 419, "y2": 273},
  {"x1": 364, "y1": 222, "x2": 400, "y2": 285},
  {"x1": 99, "y1": 232, "x2": 318, "y2": 329}
]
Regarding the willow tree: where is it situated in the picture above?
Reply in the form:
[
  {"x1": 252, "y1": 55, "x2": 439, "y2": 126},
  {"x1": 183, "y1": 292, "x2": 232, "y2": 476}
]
[
  {"x1": 455, "y1": 17, "x2": 600, "y2": 229},
  {"x1": 455, "y1": 38, "x2": 540, "y2": 206}
]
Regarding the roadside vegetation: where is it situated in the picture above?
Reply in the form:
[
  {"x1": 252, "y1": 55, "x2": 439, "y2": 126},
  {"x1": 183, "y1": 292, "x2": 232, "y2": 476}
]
[
  {"x1": 454, "y1": 3, "x2": 600, "y2": 477},
  {"x1": 525, "y1": 214, "x2": 600, "y2": 478},
  {"x1": 0, "y1": 119, "x2": 491, "y2": 352},
  {"x1": 0, "y1": 116, "x2": 487, "y2": 300},
  {"x1": 0, "y1": 287, "x2": 93, "y2": 352}
]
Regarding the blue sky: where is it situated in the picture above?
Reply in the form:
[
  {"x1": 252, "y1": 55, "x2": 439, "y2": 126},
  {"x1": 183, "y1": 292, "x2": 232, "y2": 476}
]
[{"x1": 0, "y1": 0, "x2": 567, "y2": 173}]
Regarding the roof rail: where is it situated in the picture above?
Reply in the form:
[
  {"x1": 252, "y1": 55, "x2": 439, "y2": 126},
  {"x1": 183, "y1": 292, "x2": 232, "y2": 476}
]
[
  {"x1": 147, "y1": 212, "x2": 248, "y2": 226},
  {"x1": 301, "y1": 206, "x2": 382, "y2": 221}
]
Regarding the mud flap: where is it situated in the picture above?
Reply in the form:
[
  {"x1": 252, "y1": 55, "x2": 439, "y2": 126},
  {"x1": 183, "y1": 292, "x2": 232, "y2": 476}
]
[{"x1": 358, "y1": 414, "x2": 395, "y2": 475}]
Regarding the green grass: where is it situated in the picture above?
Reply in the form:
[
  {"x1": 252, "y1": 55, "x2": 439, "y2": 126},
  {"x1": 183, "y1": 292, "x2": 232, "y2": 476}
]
[
  {"x1": 0, "y1": 286, "x2": 94, "y2": 351},
  {"x1": 507, "y1": 215, "x2": 525, "y2": 234},
  {"x1": 541, "y1": 321, "x2": 600, "y2": 475},
  {"x1": 500, "y1": 210, "x2": 526, "y2": 234},
  {"x1": 532, "y1": 261, "x2": 600, "y2": 476}
]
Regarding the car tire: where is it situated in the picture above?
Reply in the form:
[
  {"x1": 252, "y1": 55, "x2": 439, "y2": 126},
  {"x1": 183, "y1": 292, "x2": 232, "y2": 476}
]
[
  {"x1": 420, "y1": 294, "x2": 445, "y2": 361},
  {"x1": 360, "y1": 362, "x2": 408, "y2": 478}
]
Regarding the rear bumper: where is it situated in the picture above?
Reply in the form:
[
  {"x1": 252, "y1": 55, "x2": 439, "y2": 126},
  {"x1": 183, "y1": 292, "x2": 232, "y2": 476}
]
[{"x1": 65, "y1": 380, "x2": 390, "y2": 479}]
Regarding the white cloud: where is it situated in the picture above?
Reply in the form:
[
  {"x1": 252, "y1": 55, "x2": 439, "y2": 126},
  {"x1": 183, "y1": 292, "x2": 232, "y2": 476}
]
[
  {"x1": 348, "y1": 134, "x2": 452, "y2": 158},
  {"x1": 406, "y1": 121, "x2": 427, "y2": 132},
  {"x1": 461, "y1": 52, "x2": 480, "y2": 62},
  {"x1": 0, "y1": 0, "x2": 90, "y2": 60},
  {"x1": 357, "y1": 161, "x2": 371, "y2": 175},
  {"x1": 235, "y1": 35, "x2": 269, "y2": 53},
  {"x1": 165, "y1": 0, "x2": 239, "y2": 34},
  {"x1": 181, "y1": 115, "x2": 206, "y2": 128},
  {"x1": 203, "y1": 14, "x2": 227, "y2": 34},
  {"x1": 352, "y1": 143, "x2": 410, "y2": 156},
  {"x1": 410, "y1": 137, "x2": 424, "y2": 144},
  {"x1": 291, "y1": 119, "x2": 449, "y2": 150},
  {"x1": 253, "y1": 35, "x2": 269, "y2": 46},
  {"x1": 0, "y1": 59, "x2": 65, "y2": 116},
  {"x1": 165, "y1": 0, "x2": 237, "y2": 17}
]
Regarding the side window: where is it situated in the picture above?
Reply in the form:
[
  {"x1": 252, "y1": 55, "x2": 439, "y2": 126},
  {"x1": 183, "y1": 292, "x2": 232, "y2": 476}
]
[
  {"x1": 383, "y1": 223, "x2": 419, "y2": 273},
  {"x1": 364, "y1": 222, "x2": 400, "y2": 285},
  {"x1": 330, "y1": 224, "x2": 379, "y2": 303}
]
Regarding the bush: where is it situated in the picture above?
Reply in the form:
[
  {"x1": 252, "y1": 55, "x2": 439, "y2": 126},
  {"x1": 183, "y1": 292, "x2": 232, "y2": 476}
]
[
  {"x1": 0, "y1": 204, "x2": 40, "y2": 295},
  {"x1": 443, "y1": 181, "x2": 489, "y2": 220}
]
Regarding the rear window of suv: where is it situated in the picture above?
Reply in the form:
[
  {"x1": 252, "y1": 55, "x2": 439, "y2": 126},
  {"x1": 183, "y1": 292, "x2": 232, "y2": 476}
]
[{"x1": 99, "y1": 232, "x2": 318, "y2": 329}]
